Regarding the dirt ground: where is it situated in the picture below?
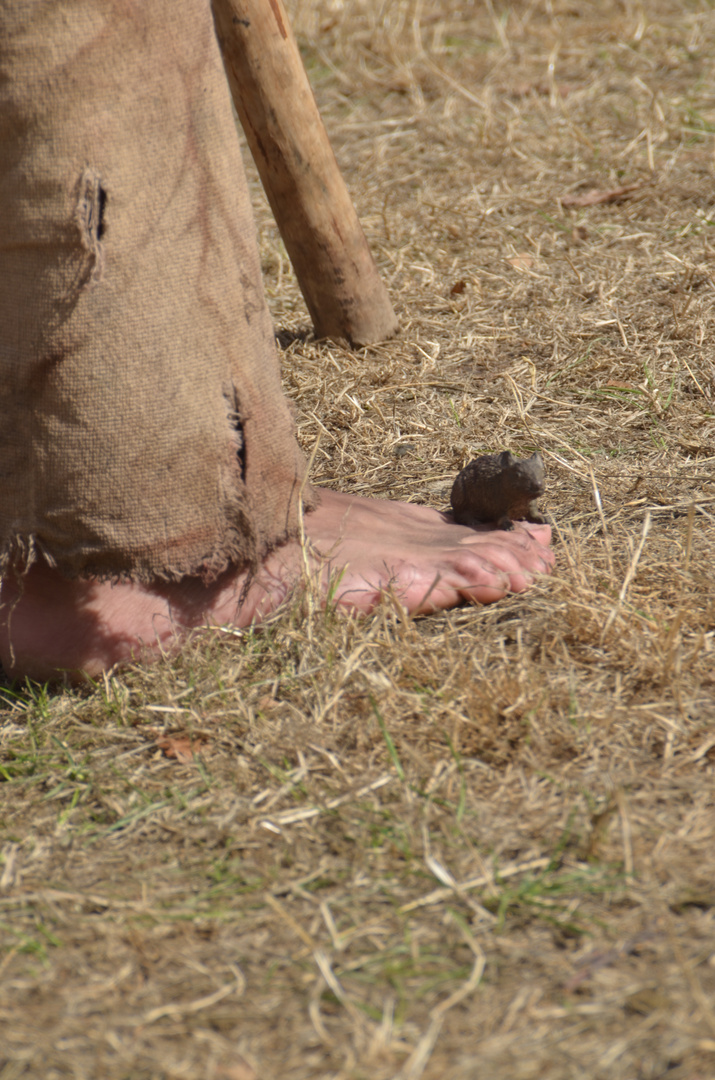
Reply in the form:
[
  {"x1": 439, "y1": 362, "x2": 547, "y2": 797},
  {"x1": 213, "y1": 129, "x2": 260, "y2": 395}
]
[{"x1": 1, "y1": 1, "x2": 715, "y2": 1078}]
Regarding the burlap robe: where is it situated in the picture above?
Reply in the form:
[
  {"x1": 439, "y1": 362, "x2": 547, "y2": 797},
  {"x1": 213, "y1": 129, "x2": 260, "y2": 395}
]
[{"x1": 0, "y1": 0, "x2": 311, "y2": 582}]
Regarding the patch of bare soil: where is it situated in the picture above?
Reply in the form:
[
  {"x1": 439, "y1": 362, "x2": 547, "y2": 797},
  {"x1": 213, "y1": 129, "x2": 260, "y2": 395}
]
[{"x1": 1, "y1": 2, "x2": 714, "y2": 1078}]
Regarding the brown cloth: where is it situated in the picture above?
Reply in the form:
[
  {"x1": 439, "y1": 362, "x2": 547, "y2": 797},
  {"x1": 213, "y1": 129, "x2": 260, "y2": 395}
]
[{"x1": 0, "y1": 0, "x2": 311, "y2": 582}]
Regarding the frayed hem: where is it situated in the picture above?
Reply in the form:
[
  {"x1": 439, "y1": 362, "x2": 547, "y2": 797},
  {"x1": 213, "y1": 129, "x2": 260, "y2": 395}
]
[{"x1": 0, "y1": 520, "x2": 311, "y2": 589}]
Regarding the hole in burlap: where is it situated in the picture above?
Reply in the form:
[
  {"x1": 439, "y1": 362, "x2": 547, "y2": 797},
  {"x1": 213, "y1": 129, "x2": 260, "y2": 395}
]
[
  {"x1": 223, "y1": 385, "x2": 245, "y2": 482},
  {"x1": 75, "y1": 167, "x2": 106, "y2": 286}
]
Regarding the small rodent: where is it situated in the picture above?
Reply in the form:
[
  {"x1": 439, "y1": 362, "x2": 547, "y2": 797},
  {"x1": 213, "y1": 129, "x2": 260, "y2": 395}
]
[{"x1": 450, "y1": 450, "x2": 546, "y2": 531}]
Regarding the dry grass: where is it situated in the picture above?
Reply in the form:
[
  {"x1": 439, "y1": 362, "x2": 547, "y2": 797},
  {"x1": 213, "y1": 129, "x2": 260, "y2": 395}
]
[{"x1": 2, "y1": 1, "x2": 715, "y2": 1077}]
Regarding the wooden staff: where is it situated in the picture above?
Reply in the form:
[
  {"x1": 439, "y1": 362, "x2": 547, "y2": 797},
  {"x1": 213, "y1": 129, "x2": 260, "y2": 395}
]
[{"x1": 212, "y1": 0, "x2": 399, "y2": 346}]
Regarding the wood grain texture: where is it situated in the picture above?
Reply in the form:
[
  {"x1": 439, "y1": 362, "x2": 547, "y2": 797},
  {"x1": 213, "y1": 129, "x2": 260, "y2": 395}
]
[{"x1": 212, "y1": 0, "x2": 399, "y2": 345}]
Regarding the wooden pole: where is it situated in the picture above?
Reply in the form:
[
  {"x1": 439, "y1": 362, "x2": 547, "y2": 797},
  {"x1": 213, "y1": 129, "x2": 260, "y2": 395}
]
[{"x1": 212, "y1": 0, "x2": 399, "y2": 346}]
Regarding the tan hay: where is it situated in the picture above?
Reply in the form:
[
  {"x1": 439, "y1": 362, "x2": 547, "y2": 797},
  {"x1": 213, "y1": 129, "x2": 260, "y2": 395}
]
[{"x1": 1, "y1": 1, "x2": 715, "y2": 1077}]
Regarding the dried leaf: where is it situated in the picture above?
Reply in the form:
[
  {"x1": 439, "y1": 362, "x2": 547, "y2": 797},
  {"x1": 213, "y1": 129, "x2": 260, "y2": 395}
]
[
  {"x1": 507, "y1": 253, "x2": 534, "y2": 271},
  {"x1": 155, "y1": 734, "x2": 208, "y2": 762},
  {"x1": 560, "y1": 182, "x2": 642, "y2": 207}
]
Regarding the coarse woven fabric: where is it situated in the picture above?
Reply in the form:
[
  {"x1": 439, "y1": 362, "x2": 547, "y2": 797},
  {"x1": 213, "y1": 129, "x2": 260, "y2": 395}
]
[{"x1": 0, "y1": 0, "x2": 312, "y2": 582}]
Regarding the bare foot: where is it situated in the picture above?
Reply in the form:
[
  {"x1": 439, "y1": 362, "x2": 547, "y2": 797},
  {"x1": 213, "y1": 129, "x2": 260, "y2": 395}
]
[{"x1": 0, "y1": 489, "x2": 553, "y2": 681}]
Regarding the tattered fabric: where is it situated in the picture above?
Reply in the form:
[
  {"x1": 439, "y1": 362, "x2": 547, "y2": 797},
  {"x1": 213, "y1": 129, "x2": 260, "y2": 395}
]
[{"x1": 0, "y1": 0, "x2": 312, "y2": 582}]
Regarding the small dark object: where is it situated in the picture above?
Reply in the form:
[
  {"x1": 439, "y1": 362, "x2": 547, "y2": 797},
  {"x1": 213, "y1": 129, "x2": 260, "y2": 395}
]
[{"x1": 450, "y1": 450, "x2": 546, "y2": 531}]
